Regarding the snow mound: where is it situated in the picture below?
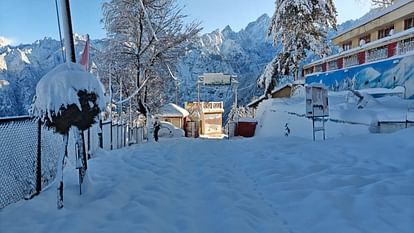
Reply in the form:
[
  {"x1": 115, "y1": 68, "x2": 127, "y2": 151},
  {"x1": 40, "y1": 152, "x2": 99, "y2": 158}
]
[
  {"x1": 31, "y1": 62, "x2": 106, "y2": 121},
  {"x1": 159, "y1": 121, "x2": 185, "y2": 137}
]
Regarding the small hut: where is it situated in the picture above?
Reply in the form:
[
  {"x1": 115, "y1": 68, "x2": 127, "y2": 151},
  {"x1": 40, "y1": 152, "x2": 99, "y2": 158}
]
[
  {"x1": 247, "y1": 83, "x2": 293, "y2": 109},
  {"x1": 157, "y1": 103, "x2": 189, "y2": 129}
]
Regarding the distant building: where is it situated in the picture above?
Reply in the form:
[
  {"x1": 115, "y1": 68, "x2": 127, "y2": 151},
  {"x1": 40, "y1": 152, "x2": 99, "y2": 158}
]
[
  {"x1": 247, "y1": 83, "x2": 293, "y2": 109},
  {"x1": 185, "y1": 102, "x2": 224, "y2": 137},
  {"x1": 303, "y1": 0, "x2": 414, "y2": 99},
  {"x1": 157, "y1": 103, "x2": 189, "y2": 129}
]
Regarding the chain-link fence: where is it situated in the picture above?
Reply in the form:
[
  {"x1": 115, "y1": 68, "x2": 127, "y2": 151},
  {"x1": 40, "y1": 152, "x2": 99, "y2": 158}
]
[
  {"x1": 1, "y1": 116, "x2": 147, "y2": 209},
  {"x1": 0, "y1": 117, "x2": 64, "y2": 209}
]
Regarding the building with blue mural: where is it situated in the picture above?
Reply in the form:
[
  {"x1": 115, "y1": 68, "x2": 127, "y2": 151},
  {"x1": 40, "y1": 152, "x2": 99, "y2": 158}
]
[{"x1": 304, "y1": 0, "x2": 414, "y2": 99}]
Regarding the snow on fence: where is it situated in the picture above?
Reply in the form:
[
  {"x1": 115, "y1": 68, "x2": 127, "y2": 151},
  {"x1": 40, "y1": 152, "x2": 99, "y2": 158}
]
[
  {"x1": 0, "y1": 117, "x2": 147, "y2": 209},
  {"x1": 0, "y1": 116, "x2": 64, "y2": 209}
]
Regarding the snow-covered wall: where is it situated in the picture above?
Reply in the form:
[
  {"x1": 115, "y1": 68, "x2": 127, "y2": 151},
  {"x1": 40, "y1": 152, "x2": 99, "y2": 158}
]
[{"x1": 306, "y1": 53, "x2": 414, "y2": 99}]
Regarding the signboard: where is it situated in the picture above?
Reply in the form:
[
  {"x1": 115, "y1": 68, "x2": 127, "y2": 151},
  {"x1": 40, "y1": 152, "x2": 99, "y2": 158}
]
[
  {"x1": 199, "y1": 73, "x2": 233, "y2": 85},
  {"x1": 306, "y1": 85, "x2": 329, "y2": 117},
  {"x1": 203, "y1": 113, "x2": 222, "y2": 134}
]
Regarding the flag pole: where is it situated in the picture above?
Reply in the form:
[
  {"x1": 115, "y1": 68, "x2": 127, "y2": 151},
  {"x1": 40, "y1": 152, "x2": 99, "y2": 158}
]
[{"x1": 60, "y1": 0, "x2": 76, "y2": 63}]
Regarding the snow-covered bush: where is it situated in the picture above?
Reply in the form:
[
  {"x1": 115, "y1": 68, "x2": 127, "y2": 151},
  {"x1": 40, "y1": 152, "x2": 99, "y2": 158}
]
[{"x1": 31, "y1": 62, "x2": 106, "y2": 134}]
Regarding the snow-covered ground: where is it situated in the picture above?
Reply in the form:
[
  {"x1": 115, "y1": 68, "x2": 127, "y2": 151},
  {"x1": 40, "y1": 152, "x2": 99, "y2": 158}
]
[
  {"x1": 1, "y1": 90, "x2": 414, "y2": 233},
  {"x1": 256, "y1": 88, "x2": 414, "y2": 139}
]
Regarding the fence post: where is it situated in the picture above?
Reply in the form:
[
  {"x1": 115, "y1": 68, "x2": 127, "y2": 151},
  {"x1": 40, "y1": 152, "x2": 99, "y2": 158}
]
[
  {"x1": 36, "y1": 119, "x2": 42, "y2": 194},
  {"x1": 87, "y1": 128, "x2": 91, "y2": 159},
  {"x1": 110, "y1": 123, "x2": 113, "y2": 150},
  {"x1": 98, "y1": 119, "x2": 103, "y2": 148}
]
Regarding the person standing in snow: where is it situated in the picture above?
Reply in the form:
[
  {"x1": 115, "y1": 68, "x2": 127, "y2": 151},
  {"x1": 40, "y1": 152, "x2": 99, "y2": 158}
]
[
  {"x1": 153, "y1": 118, "x2": 161, "y2": 142},
  {"x1": 284, "y1": 123, "x2": 290, "y2": 137}
]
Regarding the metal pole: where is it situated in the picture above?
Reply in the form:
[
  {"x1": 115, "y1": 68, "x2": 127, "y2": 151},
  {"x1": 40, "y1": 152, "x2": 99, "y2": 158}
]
[
  {"x1": 36, "y1": 119, "x2": 42, "y2": 194},
  {"x1": 60, "y1": 0, "x2": 76, "y2": 63},
  {"x1": 176, "y1": 81, "x2": 179, "y2": 105},
  {"x1": 98, "y1": 118, "x2": 103, "y2": 148},
  {"x1": 109, "y1": 65, "x2": 113, "y2": 150},
  {"x1": 87, "y1": 129, "x2": 90, "y2": 159}
]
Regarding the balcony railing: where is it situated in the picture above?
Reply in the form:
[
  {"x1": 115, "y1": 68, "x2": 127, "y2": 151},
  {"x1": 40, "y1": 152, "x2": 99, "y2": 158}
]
[
  {"x1": 366, "y1": 47, "x2": 388, "y2": 63},
  {"x1": 344, "y1": 55, "x2": 358, "y2": 67},
  {"x1": 185, "y1": 102, "x2": 224, "y2": 114},
  {"x1": 399, "y1": 39, "x2": 414, "y2": 55}
]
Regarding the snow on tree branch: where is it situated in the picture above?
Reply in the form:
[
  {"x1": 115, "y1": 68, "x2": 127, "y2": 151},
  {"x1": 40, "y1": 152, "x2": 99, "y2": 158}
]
[
  {"x1": 99, "y1": 0, "x2": 201, "y2": 115},
  {"x1": 258, "y1": 0, "x2": 337, "y2": 95}
]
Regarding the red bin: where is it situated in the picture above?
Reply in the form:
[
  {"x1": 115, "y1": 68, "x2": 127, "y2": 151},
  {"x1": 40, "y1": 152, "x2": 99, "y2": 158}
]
[{"x1": 236, "y1": 119, "x2": 257, "y2": 137}]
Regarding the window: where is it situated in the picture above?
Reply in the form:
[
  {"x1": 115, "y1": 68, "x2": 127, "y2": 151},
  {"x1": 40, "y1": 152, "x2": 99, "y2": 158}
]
[
  {"x1": 404, "y1": 17, "x2": 414, "y2": 30},
  {"x1": 304, "y1": 67, "x2": 314, "y2": 75},
  {"x1": 315, "y1": 64, "x2": 323, "y2": 73},
  {"x1": 378, "y1": 25, "x2": 394, "y2": 39},
  {"x1": 359, "y1": 34, "x2": 371, "y2": 45},
  {"x1": 342, "y1": 41, "x2": 352, "y2": 51},
  {"x1": 328, "y1": 60, "x2": 337, "y2": 70}
]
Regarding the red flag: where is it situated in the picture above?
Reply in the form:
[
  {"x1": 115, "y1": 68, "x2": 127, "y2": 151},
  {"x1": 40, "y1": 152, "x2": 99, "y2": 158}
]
[{"x1": 80, "y1": 34, "x2": 90, "y2": 71}]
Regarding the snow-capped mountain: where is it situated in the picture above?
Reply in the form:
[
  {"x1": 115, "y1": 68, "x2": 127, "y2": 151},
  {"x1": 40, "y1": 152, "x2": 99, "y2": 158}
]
[
  {"x1": 0, "y1": 37, "x2": 12, "y2": 47},
  {"x1": 176, "y1": 14, "x2": 277, "y2": 115},
  {"x1": 0, "y1": 13, "x2": 357, "y2": 118},
  {"x1": 0, "y1": 14, "x2": 276, "y2": 117}
]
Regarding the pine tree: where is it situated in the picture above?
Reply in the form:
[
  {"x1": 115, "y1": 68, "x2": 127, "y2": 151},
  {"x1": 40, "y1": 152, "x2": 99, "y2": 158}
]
[{"x1": 259, "y1": 0, "x2": 337, "y2": 94}]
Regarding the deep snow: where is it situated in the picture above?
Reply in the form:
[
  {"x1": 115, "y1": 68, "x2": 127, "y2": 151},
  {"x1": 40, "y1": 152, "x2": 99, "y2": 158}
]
[
  {"x1": 1, "y1": 89, "x2": 414, "y2": 233},
  {"x1": 1, "y1": 130, "x2": 413, "y2": 233}
]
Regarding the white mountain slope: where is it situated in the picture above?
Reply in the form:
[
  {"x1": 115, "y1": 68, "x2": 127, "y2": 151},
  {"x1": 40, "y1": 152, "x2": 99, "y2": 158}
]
[
  {"x1": 0, "y1": 13, "x2": 359, "y2": 118},
  {"x1": 0, "y1": 15, "x2": 276, "y2": 117}
]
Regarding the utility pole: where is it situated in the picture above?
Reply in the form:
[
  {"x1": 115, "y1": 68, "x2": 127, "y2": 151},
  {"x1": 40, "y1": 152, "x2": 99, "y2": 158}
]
[
  {"x1": 175, "y1": 80, "x2": 180, "y2": 105},
  {"x1": 60, "y1": 0, "x2": 76, "y2": 63}
]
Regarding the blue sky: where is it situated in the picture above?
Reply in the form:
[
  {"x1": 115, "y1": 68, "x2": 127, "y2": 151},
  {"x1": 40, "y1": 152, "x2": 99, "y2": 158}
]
[{"x1": 0, "y1": 0, "x2": 372, "y2": 45}]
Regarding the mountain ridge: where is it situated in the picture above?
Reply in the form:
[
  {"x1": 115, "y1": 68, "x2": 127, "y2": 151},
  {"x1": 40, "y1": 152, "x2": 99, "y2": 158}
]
[{"x1": 0, "y1": 13, "x2": 359, "y2": 117}]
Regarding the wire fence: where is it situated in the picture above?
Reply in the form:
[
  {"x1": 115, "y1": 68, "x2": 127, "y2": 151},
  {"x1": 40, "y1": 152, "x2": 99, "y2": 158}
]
[{"x1": 0, "y1": 116, "x2": 147, "y2": 209}]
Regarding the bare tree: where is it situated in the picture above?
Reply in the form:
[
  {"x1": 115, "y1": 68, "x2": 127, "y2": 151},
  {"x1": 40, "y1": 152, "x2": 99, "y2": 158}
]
[{"x1": 100, "y1": 0, "x2": 201, "y2": 115}]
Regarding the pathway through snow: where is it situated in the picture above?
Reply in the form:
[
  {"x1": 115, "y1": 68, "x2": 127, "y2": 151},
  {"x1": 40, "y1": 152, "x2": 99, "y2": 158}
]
[{"x1": 1, "y1": 130, "x2": 413, "y2": 233}]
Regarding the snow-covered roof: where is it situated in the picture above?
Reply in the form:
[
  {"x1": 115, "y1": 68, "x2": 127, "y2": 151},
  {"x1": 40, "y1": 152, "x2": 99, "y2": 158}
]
[
  {"x1": 158, "y1": 103, "x2": 189, "y2": 118},
  {"x1": 334, "y1": 0, "x2": 413, "y2": 39},
  {"x1": 270, "y1": 83, "x2": 292, "y2": 95},
  {"x1": 247, "y1": 95, "x2": 267, "y2": 108},
  {"x1": 238, "y1": 117, "x2": 257, "y2": 123},
  {"x1": 31, "y1": 62, "x2": 106, "y2": 120},
  {"x1": 247, "y1": 84, "x2": 293, "y2": 108}
]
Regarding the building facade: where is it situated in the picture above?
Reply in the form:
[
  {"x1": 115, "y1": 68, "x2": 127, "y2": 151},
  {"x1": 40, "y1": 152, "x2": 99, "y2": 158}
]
[{"x1": 303, "y1": 0, "x2": 414, "y2": 99}]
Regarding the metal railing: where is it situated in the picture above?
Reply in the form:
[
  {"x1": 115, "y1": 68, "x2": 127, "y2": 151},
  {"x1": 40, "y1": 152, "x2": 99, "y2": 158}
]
[
  {"x1": 398, "y1": 38, "x2": 414, "y2": 55},
  {"x1": 366, "y1": 47, "x2": 388, "y2": 63}
]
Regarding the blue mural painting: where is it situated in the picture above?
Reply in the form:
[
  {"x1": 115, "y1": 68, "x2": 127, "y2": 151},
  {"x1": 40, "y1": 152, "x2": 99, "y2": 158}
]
[{"x1": 305, "y1": 53, "x2": 414, "y2": 99}]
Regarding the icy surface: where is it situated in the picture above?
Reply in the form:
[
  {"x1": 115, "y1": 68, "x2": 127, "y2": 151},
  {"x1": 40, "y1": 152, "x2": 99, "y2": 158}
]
[{"x1": 31, "y1": 62, "x2": 106, "y2": 120}]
